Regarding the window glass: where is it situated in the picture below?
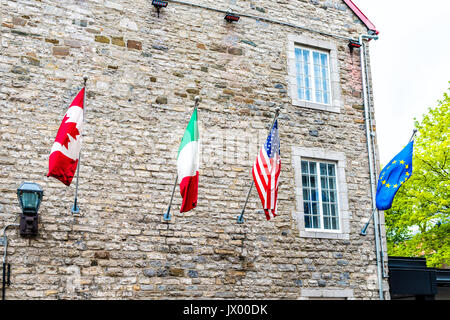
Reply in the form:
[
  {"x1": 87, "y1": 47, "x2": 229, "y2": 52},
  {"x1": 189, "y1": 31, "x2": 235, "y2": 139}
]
[
  {"x1": 301, "y1": 160, "x2": 339, "y2": 231},
  {"x1": 295, "y1": 47, "x2": 331, "y2": 105}
]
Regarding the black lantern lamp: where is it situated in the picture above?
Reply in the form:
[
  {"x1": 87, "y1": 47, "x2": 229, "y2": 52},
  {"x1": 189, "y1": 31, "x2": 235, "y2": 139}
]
[
  {"x1": 152, "y1": 0, "x2": 168, "y2": 17},
  {"x1": 348, "y1": 40, "x2": 361, "y2": 52},
  {"x1": 17, "y1": 182, "x2": 43, "y2": 237},
  {"x1": 224, "y1": 13, "x2": 240, "y2": 23}
]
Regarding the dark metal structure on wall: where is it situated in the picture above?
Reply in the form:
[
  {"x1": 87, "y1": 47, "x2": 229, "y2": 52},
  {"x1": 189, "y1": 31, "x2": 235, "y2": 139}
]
[{"x1": 388, "y1": 256, "x2": 450, "y2": 300}]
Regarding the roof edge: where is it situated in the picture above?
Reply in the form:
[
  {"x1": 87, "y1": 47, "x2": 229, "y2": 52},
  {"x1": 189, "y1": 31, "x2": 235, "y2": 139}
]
[{"x1": 343, "y1": 0, "x2": 379, "y2": 35}]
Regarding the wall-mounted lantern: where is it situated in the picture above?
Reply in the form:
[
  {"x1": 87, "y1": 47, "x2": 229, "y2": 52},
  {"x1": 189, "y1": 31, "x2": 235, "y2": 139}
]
[
  {"x1": 152, "y1": 0, "x2": 168, "y2": 18},
  {"x1": 348, "y1": 40, "x2": 361, "y2": 53},
  {"x1": 224, "y1": 13, "x2": 240, "y2": 23},
  {"x1": 17, "y1": 182, "x2": 43, "y2": 237}
]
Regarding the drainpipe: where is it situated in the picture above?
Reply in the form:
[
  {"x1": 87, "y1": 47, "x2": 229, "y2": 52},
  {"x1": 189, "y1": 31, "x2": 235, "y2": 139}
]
[{"x1": 358, "y1": 33, "x2": 384, "y2": 300}]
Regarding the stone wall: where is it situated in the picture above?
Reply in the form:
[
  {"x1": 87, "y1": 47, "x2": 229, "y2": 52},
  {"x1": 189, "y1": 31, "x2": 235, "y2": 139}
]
[{"x1": 0, "y1": 0, "x2": 389, "y2": 299}]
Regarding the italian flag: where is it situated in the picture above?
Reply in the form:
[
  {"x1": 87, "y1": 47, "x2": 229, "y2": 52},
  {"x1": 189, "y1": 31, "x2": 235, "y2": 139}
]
[{"x1": 177, "y1": 108, "x2": 199, "y2": 213}]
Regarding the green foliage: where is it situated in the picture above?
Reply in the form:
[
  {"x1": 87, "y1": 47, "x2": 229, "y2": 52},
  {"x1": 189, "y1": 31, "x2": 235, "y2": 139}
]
[{"x1": 385, "y1": 86, "x2": 450, "y2": 268}]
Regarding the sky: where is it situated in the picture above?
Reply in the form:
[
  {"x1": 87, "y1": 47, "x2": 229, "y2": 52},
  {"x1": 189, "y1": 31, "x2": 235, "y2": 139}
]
[{"x1": 352, "y1": 0, "x2": 450, "y2": 165}]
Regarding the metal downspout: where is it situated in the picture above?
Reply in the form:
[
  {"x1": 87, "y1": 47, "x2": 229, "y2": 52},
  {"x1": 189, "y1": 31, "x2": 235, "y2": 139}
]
[
  {"x1": 362, "y1": 40, "x2": 389, "y2": 279},
  {"x1": 359, "y1": 34, "x2": 384, "y2": 300}
]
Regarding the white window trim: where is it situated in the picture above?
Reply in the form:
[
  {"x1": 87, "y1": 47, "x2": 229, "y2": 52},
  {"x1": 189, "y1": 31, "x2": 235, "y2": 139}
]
[
  {"x1": 287, "y1": 34, "x2": 342, "y2": 113},
  {"x1": 292, "y1": 146, "x2": 350, "y2": 240},
  {"x1": 301, "y1": 159, "x2": 341, "y2": 232}
]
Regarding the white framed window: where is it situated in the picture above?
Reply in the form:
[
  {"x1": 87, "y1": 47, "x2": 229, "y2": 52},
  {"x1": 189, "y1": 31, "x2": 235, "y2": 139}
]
[
  {"x1": 287, "y1": 34, "x2": 342, "y2": 113},
  {"x1": 292, "y1": 147, "x2": 350, "y2": 240},
  {"x1": 301, "y1": 159, "x2": 340, "y2": 231},
  {"x1": 294, "y1": 47, "x2": 332, "y2": 105}
]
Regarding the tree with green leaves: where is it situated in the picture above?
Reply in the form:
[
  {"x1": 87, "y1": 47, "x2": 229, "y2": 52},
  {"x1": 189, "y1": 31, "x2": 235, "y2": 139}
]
[{"x1": 385, "y1": 87, "x2": 450, "y2": 268}]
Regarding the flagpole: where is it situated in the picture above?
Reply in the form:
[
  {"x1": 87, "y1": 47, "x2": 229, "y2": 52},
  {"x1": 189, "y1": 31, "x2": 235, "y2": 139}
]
[
  {"x1": 360, "y1": 127, "x2": 418, "y2": 235},
  {"x1": 71, "y1": 75, "x2": 88, "y2": 215},
  {"x1": 409, "y1": 128, "x2": 418, "y2": 142},
  {"x1": 164, "y1": 96, "x2": 200, "y2": 222},
  {"x1": 237, "y1": 107, "x2": 280, "y2": 224}
]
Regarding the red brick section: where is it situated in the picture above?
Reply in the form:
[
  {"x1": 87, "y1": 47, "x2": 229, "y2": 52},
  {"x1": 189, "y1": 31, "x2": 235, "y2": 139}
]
[{"x1": 127, "y1": 40, "x2": 142, "y2": 50}]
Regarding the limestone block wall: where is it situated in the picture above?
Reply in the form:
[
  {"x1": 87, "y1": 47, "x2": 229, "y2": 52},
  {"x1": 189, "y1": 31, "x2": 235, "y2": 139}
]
[{"x1": 0, "y1": 0, "x2": 389, "y2": 299}]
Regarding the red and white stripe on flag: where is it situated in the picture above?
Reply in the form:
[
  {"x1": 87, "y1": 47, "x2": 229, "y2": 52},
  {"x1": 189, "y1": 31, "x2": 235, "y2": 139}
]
[
  {"x1": 47, "y1": 88, "x2": 85, "y2": 186},
  {"x1": 252, "y1": 121, "x2": 281, "y2": 220}
]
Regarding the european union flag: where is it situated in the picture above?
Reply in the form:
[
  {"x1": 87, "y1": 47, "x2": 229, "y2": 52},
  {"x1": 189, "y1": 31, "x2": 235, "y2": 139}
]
[{"x1": 376, "y1": 141, "x2": 414, "y2": 210}]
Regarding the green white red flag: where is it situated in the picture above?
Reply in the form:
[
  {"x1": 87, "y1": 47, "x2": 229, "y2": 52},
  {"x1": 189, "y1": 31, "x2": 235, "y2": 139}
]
[{"x1": 177, "y1": 109, "x2": 199, "y2": 212}]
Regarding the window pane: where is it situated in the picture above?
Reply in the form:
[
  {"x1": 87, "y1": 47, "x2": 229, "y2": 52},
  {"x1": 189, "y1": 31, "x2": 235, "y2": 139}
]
[
  {"x1": 296, "y1": 48, "x2": 307, "y2": 101},
  {"x1": 314, "y1": 64, "x2": 321, "y2": 77},
  {"x1": 323, "y1": 92, "x2": 329, "y2": 105},
  {"x1": 303, "y1": 50, "x2": 312, "y2": 102},
  {"x1": 301, "y1": 161, "x2": 308, "y2": 174},
  {"x1": 321, "y1": 177, "x2": 328, "y2": 189},
  {"x1": 312, "y1": 202, "x2": 318, "y2": 215},
  {"x1": 322, "y1": 190, "x2": 328, "y2": 202},
  {"x1": 303, "y1": 188, "x2": 310, "y2": 201},
  {"x1": 295, "y1": 48, "x2": 302, "y2": 59},
  {"x1": 322, "y1": 76, "x2": 329, "y2": 105},
  {"x1": 305, "y1": 87, "x2": 311, "y2": 101},
  {"x1": 322, "y1": 69, "x2": 328, "y2": 83},
  {"x1": 303, "y1": 49, "x2": 310, "y2": 61},
  {"x1": 295, "y1": 48, "x2": 314, "y2": 101},
  {"x1": 331, "y1": 218, "x2": 337, "y2": 230},
  {"x1": 320, "y1": 163, "x2": 327, "y2": 176},
  {"x1": 311, "y1": 189, "x2": 318, "y2": 201},
  {"x1": 315, "y1": 80, "x2": 322, "y2": 103},
  {"x1": 324, "y1": 217, "x2": 330, "y2": 230},
  {"x1": 304, "y1": 202, "x2": 310, "y2": 214},
  {"x1": 305, "y1": 215, "x2": 311, "y2": 228},
  {"x1": 320, "y1": 53, "x2": 328, "y2": 67},
  {"x1": 309, "y1": 162, "x2": 316, "y2": 174},
  {"x1": 328, "y1": 164, "x2": 335, "y2": 176},
  {"x1": 297, "y1": 88, "x2": 304, "y2": 100},
  {"x1": 328, "y1": 177, "x2": 335, "y2": 190},
  {"x1": 296, "y1": 77, "x2": 304, "y2": 101},
  {"x1": 329, "y1": 191, "x2": 335, "y2": 202},
  {"x1": 310, "y1": 175, "x2": 316, "y2": 188},
  {"x1": 313, "y1": 52, "x2": 320, "y2": 65},
  {"x1": 330, "y1": 204, "x2": 337, "y2": 217},
  {"x1": 313, "y1": 216, "x2": 320, "y2": 229},
  {"x1": 303, "y1": 49, "x2": 310, "y2": 66},
  {"x1": 322, "y1": 203, "x2": 329, "y2": 216},
  {"x1": 302, "y1": 175, "x2": 309, "y2": 187},
  {"x1": 295, "y1": 63, "x2": 302, "y2": 75}
]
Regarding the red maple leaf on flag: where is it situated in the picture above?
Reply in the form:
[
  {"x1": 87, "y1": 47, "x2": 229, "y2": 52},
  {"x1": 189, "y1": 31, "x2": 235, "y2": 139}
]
[{"x1": 54, "y1": 114, "x2": 81, "y2": 149}]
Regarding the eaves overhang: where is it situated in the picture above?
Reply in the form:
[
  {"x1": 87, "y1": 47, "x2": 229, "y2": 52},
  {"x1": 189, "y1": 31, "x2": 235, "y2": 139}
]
[{"x1": 343, "y1": 0, "x2": 379, "y2": 35}]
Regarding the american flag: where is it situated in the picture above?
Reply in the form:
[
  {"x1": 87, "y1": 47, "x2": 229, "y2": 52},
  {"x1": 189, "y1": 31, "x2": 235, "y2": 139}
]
[{"x1": 252, "y1": 119, "x2": 281, "y2": 220}]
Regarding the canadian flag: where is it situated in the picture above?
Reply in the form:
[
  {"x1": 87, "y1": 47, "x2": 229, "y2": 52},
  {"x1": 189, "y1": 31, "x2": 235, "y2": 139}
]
[{"x1": 47, "y1": 88, "x2": 85, "y2": 186}]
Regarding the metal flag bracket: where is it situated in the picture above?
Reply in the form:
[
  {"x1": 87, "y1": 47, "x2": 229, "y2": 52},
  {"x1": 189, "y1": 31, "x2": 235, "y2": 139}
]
[{"x1": 236, "y1": 209, "x2": 245, "y2": 224}]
